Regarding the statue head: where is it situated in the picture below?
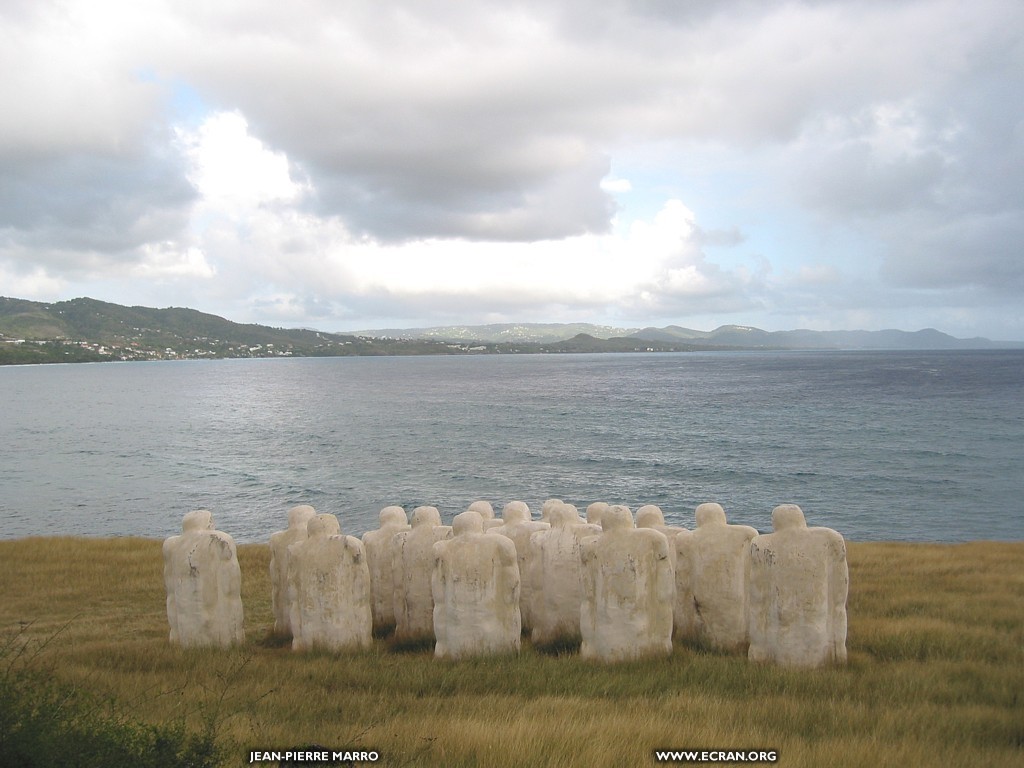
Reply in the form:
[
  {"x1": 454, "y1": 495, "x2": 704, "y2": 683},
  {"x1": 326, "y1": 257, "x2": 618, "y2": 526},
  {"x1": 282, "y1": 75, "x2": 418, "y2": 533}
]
[
  {"x1": 695, "y1": 502, "x2": 727, "y2": 528},
  {"x1": 453, "y1": 510, "x2": 484, "y2": 536},
  {"x1": 308, "y1": 513, "x2": 341, "y2": 538},
  {"x1": 502, "y1": 501, "x2": 530, "y2": 524},
  {"x1": 467, "y1": 500, "x2": 494, "y2": 519},
  {"x1": 411, "y1": 505, "x2": 442, "y2": 528},
  {"x1": 182, "y1": 509, "x2": 214, "y2": 532},
  {"x1": 586, "y1": 502, "x2": 609, "y2": 525},
  {"x1": 602, "y1": 505, "x2": 634, "y2": 532},
  {"x1": 288, "y1": 504, "x2": 317, "y2": 529},
  {"x1": 379, "y1": 505, "x2": 408, "y2": 527},
  {"x1": 772, "y1": 504, "x2": 807, "y2": 531},
  {"x1": 635, "y1": 504, "x2": 665, "y2": 528},
  {"x1": 541, "y1": 498, "x2": 564, "y2": 520},
  {"x1": 548, "y1": 502, "x2": 575, "y2": 528}
]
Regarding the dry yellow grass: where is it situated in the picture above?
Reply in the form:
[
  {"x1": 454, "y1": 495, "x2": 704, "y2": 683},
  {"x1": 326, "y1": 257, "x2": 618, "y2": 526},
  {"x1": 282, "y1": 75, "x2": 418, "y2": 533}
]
[{"x1": 0, "y1": 537, "x2": 1021, "y2": 767}]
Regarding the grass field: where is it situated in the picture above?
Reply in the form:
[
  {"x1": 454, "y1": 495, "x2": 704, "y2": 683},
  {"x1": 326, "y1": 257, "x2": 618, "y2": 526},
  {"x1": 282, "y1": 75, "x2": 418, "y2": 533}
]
[{"x1": 0, "y1": 537, "x2": 1021, "y2": 767}]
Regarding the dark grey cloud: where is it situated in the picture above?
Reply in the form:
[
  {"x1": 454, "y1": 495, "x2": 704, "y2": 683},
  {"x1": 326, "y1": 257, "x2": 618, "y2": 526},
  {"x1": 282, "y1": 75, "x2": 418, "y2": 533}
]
[
  {"x1": 0, "y1": 140, "x2": 195, "y2": 259},
  {"x1": 304, "y1": 150, "x2": 615, "y2": 241},
  {"x1": 880, "y1": 211, "x2": 1024, "y2": 294}
]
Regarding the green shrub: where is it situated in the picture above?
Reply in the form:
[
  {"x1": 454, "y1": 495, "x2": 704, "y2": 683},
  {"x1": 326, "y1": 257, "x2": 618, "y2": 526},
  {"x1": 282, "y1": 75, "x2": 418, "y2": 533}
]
[{"x1": 0, "y1": 631, "x2": 220, "y2": 768}]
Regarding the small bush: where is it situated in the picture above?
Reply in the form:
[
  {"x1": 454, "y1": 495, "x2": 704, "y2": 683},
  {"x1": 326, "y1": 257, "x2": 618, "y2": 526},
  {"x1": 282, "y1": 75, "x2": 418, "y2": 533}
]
[{"x1": 0, "y1": 631, "x2": 221, "y2": 768}]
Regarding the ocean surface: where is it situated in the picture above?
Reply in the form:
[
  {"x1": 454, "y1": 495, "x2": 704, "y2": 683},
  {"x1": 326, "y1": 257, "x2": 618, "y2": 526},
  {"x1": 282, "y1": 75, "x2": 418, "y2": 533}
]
[{"x1": 1, "y1": 350, "x2": 1022, "y2": 544}]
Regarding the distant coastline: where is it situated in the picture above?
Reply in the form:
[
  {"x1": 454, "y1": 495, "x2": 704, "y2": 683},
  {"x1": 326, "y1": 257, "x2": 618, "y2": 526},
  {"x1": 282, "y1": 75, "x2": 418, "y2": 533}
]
[{"x1": 2, "y1": 295, "x2": 1021, "y2": 366}]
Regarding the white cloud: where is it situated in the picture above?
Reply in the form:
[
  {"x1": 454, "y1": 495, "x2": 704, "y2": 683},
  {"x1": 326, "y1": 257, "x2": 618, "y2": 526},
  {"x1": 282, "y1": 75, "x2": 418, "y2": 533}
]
[
  {"x1": 601, "y1": 177, "x2": 633, "y2": 193},
  {"x1": 179, "y1": 111, "x2": 307, "y2": 214},
  {"x1": 0, "y1": 263, "x2": 66, "y2": 300},
  {"x1": 130, "y1": 244, "x2": 216, "y2": 279}
]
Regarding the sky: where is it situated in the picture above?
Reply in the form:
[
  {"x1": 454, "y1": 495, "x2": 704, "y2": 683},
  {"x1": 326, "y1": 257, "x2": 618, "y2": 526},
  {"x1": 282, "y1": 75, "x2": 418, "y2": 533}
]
[{"x1": 1, "y1": 0, "x2": 1022, "y2": 339}]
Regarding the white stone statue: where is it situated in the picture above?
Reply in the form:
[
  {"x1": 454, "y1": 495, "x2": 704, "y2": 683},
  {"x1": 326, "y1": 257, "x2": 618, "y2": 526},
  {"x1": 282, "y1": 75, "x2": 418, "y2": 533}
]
[
  {"x1": 540, "y1": 498, "x2": 564, "y2": 522},
  {"x1": 529, "y1": 502, "x2": 588, "y2": 648},
  {"x1": 747, "y1": 504, "x2": 849, "y2": 667},
  {"x1": 585, "y1": 502, "x2": 609, "y2": 526},
  {"x1": 432, "y1": 510, "x2": 521, "y2": 659},
  {"x1": 469, "y1": 499, "x2": 503, "y2": 530},
  {"x1": 636, "y1": 504, "x2": 686, "y2": 538},
  {"x1": 361, "y1": 505, "x2": 410, "y2": 635},
  {"x1": 163, "y1": 510, "x2": 244, "y2": 648},
  {"x1": 580, "y1": 505, "x2": 674, "y2": 662},
  {"x1": 553, "y1": 501, "x2": 599, "y2": 539},
  {"x1": 268, "y1": 504, "x2": 317, "y2": 637},
  {"x1": 504, "y1": 500, "x2": 530, "y2": 517},
  {"x1": 391, "y1": 506, "x2": 453, "y2": 645},
  {"x1": 467, "y1": 500, "x2": 494, "y2": 516},
  {"x1": 633, "y1": 503, "x2": 692, "y2": 641},
  {"x1": 488, "y1": 502, "x2": 549, "y2": 631},
  {"x1": 287, "y1": 513, "x2": 372, "y2": 652},
  {"x1": 690, "y1": 503, "x2": 758, "y2": 652}
]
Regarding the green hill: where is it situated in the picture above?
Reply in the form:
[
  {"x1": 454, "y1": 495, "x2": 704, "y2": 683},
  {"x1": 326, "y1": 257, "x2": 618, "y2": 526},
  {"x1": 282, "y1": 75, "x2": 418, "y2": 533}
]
[{"x1": 0, "y1": 297, "x2": 464, "y2": 363}]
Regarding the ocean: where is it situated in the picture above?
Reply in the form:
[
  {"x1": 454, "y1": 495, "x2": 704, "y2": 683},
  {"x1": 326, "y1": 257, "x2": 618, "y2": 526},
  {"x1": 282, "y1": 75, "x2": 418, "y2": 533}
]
[{"x1": 1, "y1": 350, "x2": 1022, "y2": 543}]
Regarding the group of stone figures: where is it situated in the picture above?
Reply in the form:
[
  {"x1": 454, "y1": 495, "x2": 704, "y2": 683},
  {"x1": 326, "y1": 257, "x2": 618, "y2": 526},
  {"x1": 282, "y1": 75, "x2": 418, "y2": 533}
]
[{"x1": 162, "y1": 499, "x2": 848, "y2": 667}]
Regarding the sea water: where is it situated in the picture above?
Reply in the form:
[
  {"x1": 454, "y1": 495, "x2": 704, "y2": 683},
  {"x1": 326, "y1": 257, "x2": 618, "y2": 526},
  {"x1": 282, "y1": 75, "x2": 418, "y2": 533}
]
[{"x1": 1, "y1": 350, "x2": 1021, "y2": 543}]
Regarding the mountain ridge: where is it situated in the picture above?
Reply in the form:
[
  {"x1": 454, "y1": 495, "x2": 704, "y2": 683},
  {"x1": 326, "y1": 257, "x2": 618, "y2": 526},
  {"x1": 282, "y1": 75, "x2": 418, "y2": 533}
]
[
  {"x1": 1, "y1": 296, "x2": 1020, "y2": 366},
  {"x1": 353, "y1": 320, "x2": 1018, "y2": 350}
]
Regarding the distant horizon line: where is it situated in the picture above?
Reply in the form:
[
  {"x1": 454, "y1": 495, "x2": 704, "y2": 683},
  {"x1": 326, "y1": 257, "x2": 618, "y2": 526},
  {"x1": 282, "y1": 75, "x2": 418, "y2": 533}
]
[
  {"x1": 339, "y1": 320, "x2": 1023, "y2": 345},
  {"x1": 3, "y1": 294, "x2": 1022, "y2": 345},
  {"x1": 342, "y1": 320, "x2": 1002, "y2": 338}
]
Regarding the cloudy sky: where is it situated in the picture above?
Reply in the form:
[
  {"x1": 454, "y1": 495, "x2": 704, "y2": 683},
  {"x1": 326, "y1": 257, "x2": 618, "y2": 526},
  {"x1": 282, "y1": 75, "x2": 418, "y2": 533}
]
[{"x1": 2, "y1": 0, "x2": 1022, "y2": 338}]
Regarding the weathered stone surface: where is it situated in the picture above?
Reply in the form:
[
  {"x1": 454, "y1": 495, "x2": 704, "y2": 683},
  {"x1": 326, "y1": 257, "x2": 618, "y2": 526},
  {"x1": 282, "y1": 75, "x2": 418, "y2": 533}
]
[
  {"x1": 529, "y1": 503, "x2": 588, "y2": 648},
  {"x1": 747, "y1": 504, "x2": 849, "y2": 667},
  {"x1": 163, "y1": 510, "x2": 244, "y2": 648},
  {"x1": 635, "y1": 503, "x2": 688, "y2": 571},
  {"x1": 432, "y1": 510, "x2": 521, "y2": 659},
  {"x1": 690, "y1": 503, "x2": 758, "y2": 652},
  {"x1": 391, "y1": 506, "x2": 453, "y2": 644},
  {"x1": 361, "y1": 506, "x2": 410, "y2": 634},
  {"x1": 673, "y1": 528, "x2": 698, "y2": 641},
  {"x1": 288, "y1": 514, "x2": 372, "y2": 652},
  {"x1": 269, "y1": 504, "x2": 317, "y2": 637},
  {"x1": 489, "y1": 502, "x2": 549, "y2": 631},
  {"x1": 580, "y1": 505, "x2": 674, "y2": 662}
]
